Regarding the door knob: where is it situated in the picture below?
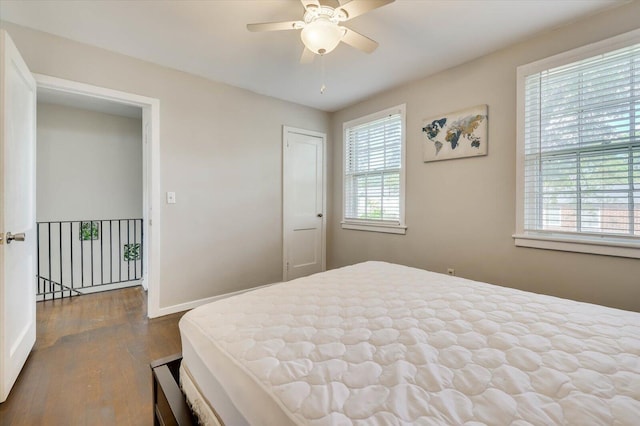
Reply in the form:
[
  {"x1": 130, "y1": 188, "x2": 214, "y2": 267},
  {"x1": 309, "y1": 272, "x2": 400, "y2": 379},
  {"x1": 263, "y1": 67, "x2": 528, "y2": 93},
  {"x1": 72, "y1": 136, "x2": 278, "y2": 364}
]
[
  {"x1": 317, "y1": 213, "x2": 323, "y2": 218},
  {"x1": 6, "y1": 232, "x2": 26, "y2": 244}
]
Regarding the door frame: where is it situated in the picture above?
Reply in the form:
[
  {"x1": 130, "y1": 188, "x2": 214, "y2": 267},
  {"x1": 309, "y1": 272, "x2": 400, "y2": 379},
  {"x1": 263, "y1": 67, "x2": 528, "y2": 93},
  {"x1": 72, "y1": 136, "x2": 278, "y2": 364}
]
[
  {"x1": 282, "y1": 126, "x2": 327, "y2": 281},
  {"x1": 33, "y1": 74, "x2": 162, "y2": 318}
]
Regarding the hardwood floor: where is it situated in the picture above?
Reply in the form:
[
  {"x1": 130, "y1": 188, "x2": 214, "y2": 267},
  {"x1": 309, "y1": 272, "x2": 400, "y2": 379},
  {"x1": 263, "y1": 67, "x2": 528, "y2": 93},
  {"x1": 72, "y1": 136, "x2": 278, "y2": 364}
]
[{"x1": 0, "y1": 286, "x2": 186, "y2": 425}]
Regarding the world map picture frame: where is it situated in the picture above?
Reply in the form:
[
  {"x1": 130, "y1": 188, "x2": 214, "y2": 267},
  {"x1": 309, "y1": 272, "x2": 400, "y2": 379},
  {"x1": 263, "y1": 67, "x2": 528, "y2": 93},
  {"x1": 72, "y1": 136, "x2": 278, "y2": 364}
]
[{"x1": 422, "y1": 104, "x2": 488, "y2": 162}]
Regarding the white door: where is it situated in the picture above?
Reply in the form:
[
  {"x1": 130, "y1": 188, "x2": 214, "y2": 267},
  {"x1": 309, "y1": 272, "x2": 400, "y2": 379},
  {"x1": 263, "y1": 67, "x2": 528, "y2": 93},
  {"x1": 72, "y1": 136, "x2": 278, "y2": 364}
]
[
  {"x1": 0, "y1": 30, "x2": 37, "y2": 403},
  {"x1": 283, "y1": 127, "x2": 326, "y2": 281}
]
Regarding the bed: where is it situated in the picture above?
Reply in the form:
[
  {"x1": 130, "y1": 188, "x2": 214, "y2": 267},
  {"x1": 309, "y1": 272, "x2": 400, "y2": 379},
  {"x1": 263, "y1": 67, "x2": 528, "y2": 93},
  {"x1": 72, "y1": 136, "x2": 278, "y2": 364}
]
[{"x1": 178, "y1": 261, "x2": 640, "y2": 425}]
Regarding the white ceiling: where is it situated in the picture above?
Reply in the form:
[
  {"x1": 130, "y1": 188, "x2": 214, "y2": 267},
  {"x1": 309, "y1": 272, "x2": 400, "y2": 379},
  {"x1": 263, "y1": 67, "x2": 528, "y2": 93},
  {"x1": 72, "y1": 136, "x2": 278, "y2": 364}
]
[{"x1": 0, "y1": 0, "x2": 626, "y2": 112}]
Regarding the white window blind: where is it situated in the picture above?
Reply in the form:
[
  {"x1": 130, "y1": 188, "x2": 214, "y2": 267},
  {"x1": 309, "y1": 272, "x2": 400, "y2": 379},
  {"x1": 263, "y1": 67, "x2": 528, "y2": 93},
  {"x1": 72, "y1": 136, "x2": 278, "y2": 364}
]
[
  {"x1": 522, "y1": 42, "x2": 640, "y2": 243},
  {"x1": 344, "y1": 108, "x2": 404, "y2": 228}
]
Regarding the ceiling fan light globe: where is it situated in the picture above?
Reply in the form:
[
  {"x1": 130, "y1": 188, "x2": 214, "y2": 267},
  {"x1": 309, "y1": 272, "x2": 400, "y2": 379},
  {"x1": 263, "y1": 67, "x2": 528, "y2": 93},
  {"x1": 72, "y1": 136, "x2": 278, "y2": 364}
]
[{"x1": 300, "y1": 19, "x2": 344, "y2": 55}]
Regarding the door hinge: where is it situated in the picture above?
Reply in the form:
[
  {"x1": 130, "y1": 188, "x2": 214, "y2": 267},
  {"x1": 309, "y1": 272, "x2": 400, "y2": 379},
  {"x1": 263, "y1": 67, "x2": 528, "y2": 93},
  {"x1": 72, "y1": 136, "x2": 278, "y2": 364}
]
[
  {"x1": 149, "y1": 219, "x2": 152, "y2": 226},
  {"x1": 286, "y1": 261, "x2": 290, "y2": 270}
]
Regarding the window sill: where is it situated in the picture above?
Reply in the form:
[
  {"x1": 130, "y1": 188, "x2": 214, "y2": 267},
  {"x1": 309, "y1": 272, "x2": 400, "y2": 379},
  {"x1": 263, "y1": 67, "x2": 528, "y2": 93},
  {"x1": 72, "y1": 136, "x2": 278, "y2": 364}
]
[
  {"x1": 513, "y1": 233, "x2": 640, "y2": 259},
  {"x1": 342, "y1": 221, "x2": 407, "y2": 235}
]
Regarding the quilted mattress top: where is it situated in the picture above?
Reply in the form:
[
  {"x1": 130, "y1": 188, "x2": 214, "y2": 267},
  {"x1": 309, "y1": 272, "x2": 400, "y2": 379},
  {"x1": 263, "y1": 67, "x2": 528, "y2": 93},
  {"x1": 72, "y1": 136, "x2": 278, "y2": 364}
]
[{"x1": 181, "y1": 261, "x2": 640, "y2": 425}]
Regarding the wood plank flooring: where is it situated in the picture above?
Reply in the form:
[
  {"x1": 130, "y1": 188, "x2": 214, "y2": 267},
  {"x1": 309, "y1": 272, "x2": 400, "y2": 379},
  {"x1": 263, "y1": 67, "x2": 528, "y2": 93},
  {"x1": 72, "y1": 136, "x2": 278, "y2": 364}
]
[{"x1": 0, "y1": 286, "x2": 185, "y2": 425}]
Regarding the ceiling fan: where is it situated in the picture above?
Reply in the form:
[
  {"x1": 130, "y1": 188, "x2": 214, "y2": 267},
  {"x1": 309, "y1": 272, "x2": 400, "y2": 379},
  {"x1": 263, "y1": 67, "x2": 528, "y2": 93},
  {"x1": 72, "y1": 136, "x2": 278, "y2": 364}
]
[{"x1": 247, "y1": 0, "x2": 395, "y2": 63}]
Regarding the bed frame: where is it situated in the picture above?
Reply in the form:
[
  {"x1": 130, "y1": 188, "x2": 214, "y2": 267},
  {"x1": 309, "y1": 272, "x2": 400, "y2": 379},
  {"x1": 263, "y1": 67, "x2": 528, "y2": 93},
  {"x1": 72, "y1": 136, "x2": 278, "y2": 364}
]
[{"x1": 151, "y1": 353, "x2": 196, "y2": 426}]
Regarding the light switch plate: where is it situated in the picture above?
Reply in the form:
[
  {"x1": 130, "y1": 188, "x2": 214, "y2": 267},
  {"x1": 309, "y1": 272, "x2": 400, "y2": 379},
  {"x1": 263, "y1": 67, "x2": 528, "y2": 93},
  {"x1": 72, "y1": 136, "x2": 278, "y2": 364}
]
[{"x1": 167, "y1": 192, "x2": 176, "y2": 204}]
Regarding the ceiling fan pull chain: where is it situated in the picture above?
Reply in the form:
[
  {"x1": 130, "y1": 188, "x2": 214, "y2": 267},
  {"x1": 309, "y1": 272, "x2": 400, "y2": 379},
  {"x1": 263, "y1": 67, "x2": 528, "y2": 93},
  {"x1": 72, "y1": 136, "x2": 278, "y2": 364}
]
[{"x1": 320, "y1": 54, "x2": 327, "y2": 94}]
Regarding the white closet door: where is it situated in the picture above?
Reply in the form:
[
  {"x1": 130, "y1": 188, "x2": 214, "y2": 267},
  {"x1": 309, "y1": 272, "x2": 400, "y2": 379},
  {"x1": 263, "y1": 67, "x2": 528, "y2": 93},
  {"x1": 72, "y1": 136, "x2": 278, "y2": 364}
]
[{"x1": 283, "y1": 127, "x2": 326, "y2": 281}]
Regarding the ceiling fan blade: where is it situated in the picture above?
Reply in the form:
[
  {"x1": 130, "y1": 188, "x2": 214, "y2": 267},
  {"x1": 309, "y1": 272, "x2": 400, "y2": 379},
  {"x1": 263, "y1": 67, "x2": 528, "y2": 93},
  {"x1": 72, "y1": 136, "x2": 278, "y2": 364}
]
[
  {"x1": 337, "y1": 0, "x2": 395, "y2": 21},
  {"x1": 300, "y1": 47, "x2": 316, "y2": 64},
  {"x1": 341, "y1": 27, "x2": 378, "y2": 53},
  {"x1": 247, "y1": 21, "x2": 304, "y2": 32},
  {"x1": 300, "y1": 0, "x2": 320, "y2": 10}
]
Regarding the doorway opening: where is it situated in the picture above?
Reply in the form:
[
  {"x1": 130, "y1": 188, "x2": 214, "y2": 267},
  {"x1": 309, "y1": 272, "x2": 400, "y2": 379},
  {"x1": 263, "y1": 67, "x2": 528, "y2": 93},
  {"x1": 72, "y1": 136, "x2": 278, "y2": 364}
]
[
  {"x1": 36, "y1": 92, "x2": 143, "y2": 300},
  {"x1": 33, "y1": 74, "x2": 161, "y2": 317}
]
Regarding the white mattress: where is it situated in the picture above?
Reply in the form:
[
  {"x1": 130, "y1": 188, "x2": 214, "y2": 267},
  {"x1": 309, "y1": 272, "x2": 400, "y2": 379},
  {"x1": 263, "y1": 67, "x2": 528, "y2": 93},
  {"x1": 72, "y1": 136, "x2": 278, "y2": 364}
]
[{"x1": 179, "y1": 261, "x2": 640, "y2": 425}]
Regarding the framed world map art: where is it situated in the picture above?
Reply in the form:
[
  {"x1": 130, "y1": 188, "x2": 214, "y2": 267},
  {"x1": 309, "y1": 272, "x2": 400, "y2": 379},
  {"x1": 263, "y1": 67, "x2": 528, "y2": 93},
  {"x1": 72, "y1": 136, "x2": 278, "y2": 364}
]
[{"x1": 422, "y1": 104, "x2": 488, "y2": 162}]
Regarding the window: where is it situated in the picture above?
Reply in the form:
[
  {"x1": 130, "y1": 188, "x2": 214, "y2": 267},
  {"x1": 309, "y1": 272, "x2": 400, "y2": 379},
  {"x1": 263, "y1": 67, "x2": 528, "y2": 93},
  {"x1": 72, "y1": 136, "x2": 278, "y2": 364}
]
[
  {"x1": 515, "y1": 30, "x2": 640, "y2": 258},
  {"x1": 342, "y1": 105, "x2": 406, "y2": 234}
]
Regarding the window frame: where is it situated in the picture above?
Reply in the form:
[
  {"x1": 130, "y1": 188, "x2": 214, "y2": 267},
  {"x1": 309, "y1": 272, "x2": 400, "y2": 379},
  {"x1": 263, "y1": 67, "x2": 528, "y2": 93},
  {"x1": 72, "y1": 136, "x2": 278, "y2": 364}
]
[
  {"x1": 514, "y1": 29, "x2": 640, "y2": 259},
  {"x1": 342, "y1": 104, "x2": 407, "y2": 234}
]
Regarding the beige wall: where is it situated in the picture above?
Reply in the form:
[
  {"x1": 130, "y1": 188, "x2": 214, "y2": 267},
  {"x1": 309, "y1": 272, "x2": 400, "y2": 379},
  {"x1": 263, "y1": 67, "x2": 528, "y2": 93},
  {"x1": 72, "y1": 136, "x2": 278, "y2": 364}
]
[
  {"x1": 328, "y1": 2, "x2": 640, "y2": 312},
  {"x1": 1, "y1": 21, "x2": 330, "y2": 308},
  {"x1": 37, "y1": 102, "x2": 142, "y2": 222}
]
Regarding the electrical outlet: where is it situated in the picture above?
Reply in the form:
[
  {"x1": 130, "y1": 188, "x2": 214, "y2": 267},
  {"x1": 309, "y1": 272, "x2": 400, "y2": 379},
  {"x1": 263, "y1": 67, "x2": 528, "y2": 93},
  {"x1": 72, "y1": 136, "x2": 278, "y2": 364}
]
[{"x1": 447, "y1": 268, "x2": 455, "y2": 276}]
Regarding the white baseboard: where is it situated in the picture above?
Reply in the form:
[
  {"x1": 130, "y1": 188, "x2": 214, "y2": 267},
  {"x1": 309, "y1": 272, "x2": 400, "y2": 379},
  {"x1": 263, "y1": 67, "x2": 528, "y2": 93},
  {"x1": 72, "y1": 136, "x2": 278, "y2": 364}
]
[
  {"x1": 79, "y1": 280, "x2": 141, "y2": 295},
  {"x1": 149, "y1": 282, "x2": 277, "y2": 318}
]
